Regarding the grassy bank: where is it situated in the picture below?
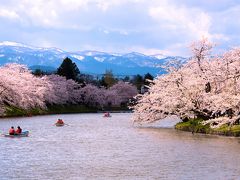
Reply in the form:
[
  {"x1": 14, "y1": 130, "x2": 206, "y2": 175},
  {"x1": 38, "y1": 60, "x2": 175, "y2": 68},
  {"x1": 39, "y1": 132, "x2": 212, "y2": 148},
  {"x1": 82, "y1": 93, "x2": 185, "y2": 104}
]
[
  {"x1": 175, "y1": 119, "x2": 240, "y2": 137},
  {"x1": 4, "y1": 106, "x2": 46, "y2": 117},
  {"x1": 1, "y1": 104, "x2": 130, "y2": 118},
  {"x1": 46, "y1": 104, "x2": 97, "y2": 114},
  {"x1": 3, "y1": 104, "x2": 97, "y2": 117}
]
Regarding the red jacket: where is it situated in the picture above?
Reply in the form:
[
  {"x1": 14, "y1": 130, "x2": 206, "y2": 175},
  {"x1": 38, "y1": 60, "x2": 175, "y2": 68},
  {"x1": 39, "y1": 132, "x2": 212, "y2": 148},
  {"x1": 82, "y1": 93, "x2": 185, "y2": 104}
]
[
  {"x1": 57, "y1": 119, "x2": 64, "y2": 124},
  {"x1": 16, "y1": 128, "x2": 22, "y2": 134},
  {"x1": 9, "y1": 128, "x2": 15, "y2": 135}
]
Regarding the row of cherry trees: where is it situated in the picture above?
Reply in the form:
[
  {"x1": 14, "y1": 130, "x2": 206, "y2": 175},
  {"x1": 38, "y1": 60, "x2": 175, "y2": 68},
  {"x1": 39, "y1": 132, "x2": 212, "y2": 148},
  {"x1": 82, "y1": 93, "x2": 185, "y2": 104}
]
[
  {"x1": 132, "y1": 38, "x2": 240, "y2": 128},
  {"x1": 0, "y1": 63, "x2": 137, "y2": 115}
]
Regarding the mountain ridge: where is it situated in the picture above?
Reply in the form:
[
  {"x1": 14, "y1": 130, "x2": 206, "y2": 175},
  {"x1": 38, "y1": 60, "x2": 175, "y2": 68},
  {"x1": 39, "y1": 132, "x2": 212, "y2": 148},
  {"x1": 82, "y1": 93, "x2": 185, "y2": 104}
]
[{"x1": 0, "y1": 41, "x2": 186, "y2": 76}]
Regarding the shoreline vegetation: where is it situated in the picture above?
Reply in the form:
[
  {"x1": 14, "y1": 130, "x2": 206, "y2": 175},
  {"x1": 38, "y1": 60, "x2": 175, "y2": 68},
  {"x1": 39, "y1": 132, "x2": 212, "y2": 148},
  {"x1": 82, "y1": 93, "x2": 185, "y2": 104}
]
[
  {"x1": 175, "y1": 119, "x2": 240, "y2": 137},
  {"x1": 1, "y1": 104, "x2": 131, "y2": 118}
]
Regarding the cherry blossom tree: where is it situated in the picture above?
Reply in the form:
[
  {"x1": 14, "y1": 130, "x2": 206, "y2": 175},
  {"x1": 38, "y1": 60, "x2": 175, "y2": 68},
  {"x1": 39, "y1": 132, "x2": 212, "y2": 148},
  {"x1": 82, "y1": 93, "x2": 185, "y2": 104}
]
[
  {"x1": 42, "y1": 74, "x2": 82, "y2": 105},
  {"x1": 0, "y1": 63, "x2": 47, "y2": 115},
  {"x1": 0, "y1": 64, "x2": 83, "y2": 115},
  {"x1": 132, "y1": 38, "x2": 240, "y2": 128},
  {"x1": 79, "y1": 82, "x2": 137, "y2": 108},
  {"x1": 0, "y1": 63, "x2": 141, "y2": 116},
  {"x1": 79, "y1": 84, "x2": 101, "y2": 107},
  {"x1": 109, "y1": 81, "x2": 138, "y2": 105}
]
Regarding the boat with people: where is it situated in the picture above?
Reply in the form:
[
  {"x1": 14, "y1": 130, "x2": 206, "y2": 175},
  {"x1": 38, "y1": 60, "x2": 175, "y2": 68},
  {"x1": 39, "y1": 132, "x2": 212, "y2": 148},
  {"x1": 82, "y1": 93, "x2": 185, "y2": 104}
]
[
  {"x1": 3, "y1": 131, "x2": 29, "y2": 137},
  {"x1": 103, "y1": 112, "x2": 111, "y2": 117},
  {"x1": 55, "y1": 119, "x2": 65, "y2": 126},
  {"x1": 2, "y1": 126, "x2": 29, "y2": 137}
]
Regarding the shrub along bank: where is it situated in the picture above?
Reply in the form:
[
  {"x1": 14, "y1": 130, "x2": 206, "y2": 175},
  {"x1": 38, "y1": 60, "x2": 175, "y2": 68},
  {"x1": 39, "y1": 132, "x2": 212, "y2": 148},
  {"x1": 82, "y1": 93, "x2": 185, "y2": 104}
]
[{"x1": 175, "y1": 119, "x2": 240, "y2": 137}]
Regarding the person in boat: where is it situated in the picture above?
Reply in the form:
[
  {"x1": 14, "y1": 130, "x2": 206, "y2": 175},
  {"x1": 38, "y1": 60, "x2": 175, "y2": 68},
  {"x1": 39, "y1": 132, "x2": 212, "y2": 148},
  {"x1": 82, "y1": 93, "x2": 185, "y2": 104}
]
[
  {"x1": 15, "y1": 126, "x2": 22, "y2": 134},
  {"x1": 56, "y1": 119, "x2": 64, "y2": 124},
  {"x1": 104, "y1": 112, "x2": 110, "y2": 117},
  {"x1": 9, "y1": 126, "x2": 15, "y2": 135}
]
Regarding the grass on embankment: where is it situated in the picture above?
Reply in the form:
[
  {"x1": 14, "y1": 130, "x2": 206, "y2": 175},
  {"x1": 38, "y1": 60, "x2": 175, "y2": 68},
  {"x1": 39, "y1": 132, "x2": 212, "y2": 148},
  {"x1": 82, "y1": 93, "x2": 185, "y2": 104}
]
[
  {"x1": 4, "y1": 106, "x2": 45, "y2": 117},
  {"x1": 175, "y1": 119, "x2": 240, "y2": 137},
  {"x1": 46, "y1": 104, "x2": 97, "y2": 114},
  {"x1": 2, "y1": 104, "x2": 97, "y2": 118},
  {"x1": 2, "y1": 104, "x2": 131, "y2": 118}
]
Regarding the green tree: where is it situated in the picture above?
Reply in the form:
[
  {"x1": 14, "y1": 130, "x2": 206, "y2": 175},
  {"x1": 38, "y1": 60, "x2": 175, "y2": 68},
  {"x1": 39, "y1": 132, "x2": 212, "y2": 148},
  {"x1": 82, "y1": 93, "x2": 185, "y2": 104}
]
[
  {"x1": 123, "y1": 76, "x2": 130, "y2": 82},
  {"x1": 32, "y1": 69, "x2": 44, "y2": 76},
  {"x1": 57, "y1": 57, "x2": 80, "y2": 81},
  {"x1": 102, "y1": 70, "x2": 116, "y2": 88},
  {"x1": 132, "y1": 74, "x2": 144, "y2": 90}
]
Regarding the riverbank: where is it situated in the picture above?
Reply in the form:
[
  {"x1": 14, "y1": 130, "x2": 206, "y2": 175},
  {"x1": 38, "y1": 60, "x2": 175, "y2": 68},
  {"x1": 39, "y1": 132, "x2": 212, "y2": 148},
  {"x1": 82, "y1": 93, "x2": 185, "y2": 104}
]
[
  {"x1": 175, "y1": 119, "x2": 240, "y2": 137},
  {"x1": 1, "y1": 104, "x2": 131, "y2": 118}
]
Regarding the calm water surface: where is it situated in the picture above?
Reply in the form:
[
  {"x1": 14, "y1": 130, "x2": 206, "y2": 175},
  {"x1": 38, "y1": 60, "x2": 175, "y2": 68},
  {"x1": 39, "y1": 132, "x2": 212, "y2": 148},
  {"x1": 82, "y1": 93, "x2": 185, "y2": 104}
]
[{"x1": 0, "y1": 113, "x2": 240, "y2": 180}]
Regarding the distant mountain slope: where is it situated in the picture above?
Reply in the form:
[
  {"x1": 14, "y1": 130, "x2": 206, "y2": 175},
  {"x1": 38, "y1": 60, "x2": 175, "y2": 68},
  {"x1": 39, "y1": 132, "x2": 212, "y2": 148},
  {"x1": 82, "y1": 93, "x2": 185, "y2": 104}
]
[{"x1": 0, "y1": 41, "x2": 186, "y2": 76}]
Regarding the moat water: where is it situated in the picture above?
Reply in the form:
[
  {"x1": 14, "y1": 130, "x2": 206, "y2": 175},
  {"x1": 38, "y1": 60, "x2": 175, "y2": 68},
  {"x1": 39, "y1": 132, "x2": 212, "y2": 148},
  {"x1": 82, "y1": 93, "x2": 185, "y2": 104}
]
[{"x1": 0, "y1": 113, "x2": 240, "y2": 179}]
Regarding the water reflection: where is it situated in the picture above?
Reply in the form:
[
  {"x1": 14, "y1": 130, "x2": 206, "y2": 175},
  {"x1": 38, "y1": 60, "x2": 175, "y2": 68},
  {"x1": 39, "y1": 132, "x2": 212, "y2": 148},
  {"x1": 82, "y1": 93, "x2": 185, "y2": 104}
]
[{"x1": 0, "y1": 113, "x2": 240, "y2": 179}]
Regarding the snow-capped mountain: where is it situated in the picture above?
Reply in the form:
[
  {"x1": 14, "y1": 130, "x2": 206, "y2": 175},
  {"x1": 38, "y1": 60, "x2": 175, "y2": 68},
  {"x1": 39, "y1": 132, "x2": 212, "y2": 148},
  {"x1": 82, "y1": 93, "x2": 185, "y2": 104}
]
[{"x1": 0, "y1": 41, "x2": 186, "y2": 76}]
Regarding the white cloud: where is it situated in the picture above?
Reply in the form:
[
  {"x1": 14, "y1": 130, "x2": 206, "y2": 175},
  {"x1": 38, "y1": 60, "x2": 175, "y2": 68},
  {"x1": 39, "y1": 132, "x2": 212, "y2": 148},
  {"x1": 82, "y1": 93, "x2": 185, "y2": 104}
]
[
  {"x1": 0, "y1": 8, "x2": 19, "y2": 20},
  {"x1": 103, "y1": 30, "x2": 109, "y2": 34},
  {"x1": 149, "y1": 3, "x2": 212, "y2": 39},
  {"x1": 0, "y1": 0, "x2": 238, "y2": 56}
]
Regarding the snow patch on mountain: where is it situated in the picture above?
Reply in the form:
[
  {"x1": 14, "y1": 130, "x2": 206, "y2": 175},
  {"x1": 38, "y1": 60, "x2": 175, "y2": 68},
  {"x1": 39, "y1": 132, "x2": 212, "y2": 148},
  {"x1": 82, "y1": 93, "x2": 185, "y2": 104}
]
[
  {"x1": 0, "y1": 41, "x2": 27, "y2": 47},
  {"x1": 109, "y1": 53, "x2": 122, "y2": 56},
  {"x1": 82, "y1": 50, "x2": 107, "y2": 56},
  {"x1": 0, "y1": 41, "x2": 64, "y2": 53},
  {"x1": 152, "y1": 54, "x2": 167, "y2": 59},
  {"x1": 71, "y1": 55, "x2": 84, "y2": 61},
  {"x1": 0, "y1": 41, "x2": 42, "y2": 51},
  {"x1": 94, "y1": 57, "x2": 105, "y2": 62}
]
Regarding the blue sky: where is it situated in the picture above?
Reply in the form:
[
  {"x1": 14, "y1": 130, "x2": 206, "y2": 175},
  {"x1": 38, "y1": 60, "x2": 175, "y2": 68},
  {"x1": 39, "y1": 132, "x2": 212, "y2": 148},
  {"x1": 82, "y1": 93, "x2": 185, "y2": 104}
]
[{"x1": 0, "y1": 0, "x2": 239, "y2": 56}]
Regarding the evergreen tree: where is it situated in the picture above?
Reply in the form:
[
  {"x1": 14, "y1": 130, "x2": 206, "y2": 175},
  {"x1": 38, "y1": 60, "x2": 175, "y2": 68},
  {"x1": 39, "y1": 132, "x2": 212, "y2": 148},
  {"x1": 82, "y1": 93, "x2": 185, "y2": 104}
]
[
  {"x1": 57, "y1": 57, "x2": 80, "y2": 81},
  {"x1": 123, "y1": 76, "x2": 130, "y2": 82},
  {"x1": 132, "y1": 74, "x2": 144, "y2": 90},
  {"x1": 144, "y1": 73, "x2": 154, "y2": 86},
  {"x1": 32, "y1": 69, "x2": 44, "y2": 76}
]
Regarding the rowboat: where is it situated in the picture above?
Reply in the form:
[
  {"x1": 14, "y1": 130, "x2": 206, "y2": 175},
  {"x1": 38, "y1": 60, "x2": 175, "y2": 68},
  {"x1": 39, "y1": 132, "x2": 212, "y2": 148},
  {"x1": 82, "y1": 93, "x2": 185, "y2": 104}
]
[
  {"x1": 103, "y1": 114, "x2": 111, "y2": 117},
  {"x1": 3, "y1": 131, "x2": 29, "y2": 137},
  {"x1": 55, "y1": 123, "x2": 64, "y2": 127}
]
